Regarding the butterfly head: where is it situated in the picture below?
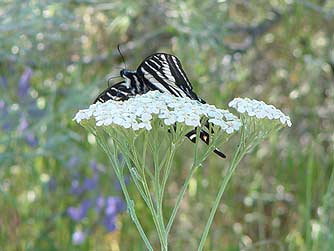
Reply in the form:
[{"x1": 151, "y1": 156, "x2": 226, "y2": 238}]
[{"x1": 120, "y1": 69, "x2": 136, "y2": 79}]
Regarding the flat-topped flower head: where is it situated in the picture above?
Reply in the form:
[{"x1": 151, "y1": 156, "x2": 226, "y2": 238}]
[
  {"x1": 74, "y1": 91, "x2": 241, "y2": 134},
  {"x1": 228, "y1": 97, "x2": 292, "y2": 127}
]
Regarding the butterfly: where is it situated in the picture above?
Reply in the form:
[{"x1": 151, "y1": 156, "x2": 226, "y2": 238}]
[{"x1": 94, "y1": 53, "x2": 226, "y2": 158}]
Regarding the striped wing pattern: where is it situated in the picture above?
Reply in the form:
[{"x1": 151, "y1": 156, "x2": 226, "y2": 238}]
[
  {"x1": 185, "y1": 129, "x2": 226, "y2": 158},
  {"x1": 137, "y1": 53, "x2": 204, "y2": 103},
  {"x1": 94, "y1": 81, "x2": 135, "y2": 103},
  {"x1": 94, "y1": 53, "x2": 225, "y2": 158}
]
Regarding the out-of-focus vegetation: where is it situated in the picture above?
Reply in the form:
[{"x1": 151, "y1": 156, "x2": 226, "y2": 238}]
[{"x1": 0, "y1": 0, "x2": 333, "y2": 250}]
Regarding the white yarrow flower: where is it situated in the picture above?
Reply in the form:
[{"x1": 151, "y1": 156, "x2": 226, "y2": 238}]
[
  {"x1": 228, "y1": 97, "x2": 292, "y2": 127},
  {"x1": 74, "y1": 91, "x2": 241, "y2": 133}
]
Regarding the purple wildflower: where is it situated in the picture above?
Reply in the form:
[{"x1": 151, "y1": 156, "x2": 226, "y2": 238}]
[
  {"x1": 70, "y1": 179, "x2": 85, "y2": 196},
  {"x1": 0, "y1": 101, "x2": 11, "y2": 131},
  {"x1": 0, "y1": 100, "x2": 8, "y2": 119},
  {"x1": 72, "y1": 230, "x2": 86, "y2": 245},
  {"x1": 102, "y1": 196, "x2": 125, "y2": 232},
  {"x1": 0, "y1": 76, "x2": 7, "y2": 88},
  {"x1": 25, "y1": 132, "x2": 38, "y2": 147},
  {"x1": 83, "y1": 174, "x2": 98, "y2": 191},
  {"x1": 105, "y1": 196, "x2": 126, "y2": 216},
  {"x1": 70, "y1": 175, "x2": 99, "y2": 196},
  {"x1": 95, "y1": 196, "x2": 105, "y2": 212},
  {"x1": 0, "y1": 100, "x2": 5, "y2": 110},
  {"x1": 1, "y1": 121, "x2": 12, "y2": 131},
  {"x1": 67, "y1": 156, "x2": 80, "y2": 169},
  {"x1": 90, "y1": 160, "x2": 98, "y2": 172},
  {"x1": 103, "y1": 215, "x2": 117, "y2": 232},
  {"x1": 18, "y1": 67, "x2": 33, "y2": 98},
  {"x1": 67, "y1": 160, "x2": 126, "y2": 236},
  {"x1": 67, "y1": 200, "x2": 91, "y2": 222},
  {"x1": 48, "y1": 177, "x2": 57, "y2": 191},
  {"x1": 18, "y1": 116, "x2": 29, "y2": 133}
]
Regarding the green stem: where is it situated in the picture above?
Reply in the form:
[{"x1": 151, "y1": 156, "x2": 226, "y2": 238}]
[
  {"x1": 152, "y1": 128, "x2": 169, "y2": 250},
  {"x1": 160, "y1": 144, "x2": 176, "y2": 203},
  {"x1": 165, "y1": 128, "x2": 201, "y2": 236},
  {"x1": 166, "y1": 163, "x2": 199, "y2": 235},
  {"x1": 132, "y1": 139, "x2": 166, "y2": 248},
  {"x1": 197, "y1": 124, "x2": 249, "y2": 251},
  {"x1": 95, "y1": 132, "x2": 154, "y2": 251},
  {"x1": 165, "y1": 127, "x2": 225, "y2": 236},
  {"x1": 117, "y1": 172, "x2": 153, "y2": 251},
  {"x1": 197, "y1": 143, "x2": 246, "y2": 251}
]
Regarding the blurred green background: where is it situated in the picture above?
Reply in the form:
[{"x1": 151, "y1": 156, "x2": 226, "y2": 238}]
[{"x1": 0, "y1": 0, "x2": 333, "y2": 250}]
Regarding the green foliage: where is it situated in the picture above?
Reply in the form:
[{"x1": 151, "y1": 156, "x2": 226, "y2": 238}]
[{"x1": 0, "y1": 0, "x2": 333, "y2": 250}]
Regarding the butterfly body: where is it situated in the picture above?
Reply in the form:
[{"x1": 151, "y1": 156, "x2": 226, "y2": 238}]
[{"x1": 94, "y1": 53, "x2": 226, "y2": 158}]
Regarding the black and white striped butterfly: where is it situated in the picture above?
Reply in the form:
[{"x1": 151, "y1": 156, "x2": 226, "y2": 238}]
[{"x1": 94, "y1": 53, "x2": 226, "y2": 158}]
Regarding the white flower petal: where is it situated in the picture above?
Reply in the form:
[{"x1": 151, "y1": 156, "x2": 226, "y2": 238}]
[
  {"x1": 74, "y1": 91, "x2": 241, "y2": 133},
  {"x1": 229, "y1": 97, "x2": 292, "y2": 127},
  {"x1": 141, "y1": 113, "x2": 152, "y2": 122}
]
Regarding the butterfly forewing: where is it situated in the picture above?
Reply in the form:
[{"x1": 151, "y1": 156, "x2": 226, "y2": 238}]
[{"x1": 137, "y1": 53, "x2": 202, "y2": 101}]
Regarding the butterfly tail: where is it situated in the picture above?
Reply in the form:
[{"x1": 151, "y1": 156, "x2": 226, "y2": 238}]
[{"x1": 185, "y1": 128, "x2": 226, "y2": 159}]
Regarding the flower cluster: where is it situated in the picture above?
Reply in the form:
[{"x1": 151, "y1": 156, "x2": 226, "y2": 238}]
[
  {"x1": 228, "y1": 98, "x2": 292, "y2": 127},
  {"x1": 74, "y1": 91, "x2": 241, "y2": 134},
  {"x1": 67, "y1": 196, "x2": 125, "y2": 229}
]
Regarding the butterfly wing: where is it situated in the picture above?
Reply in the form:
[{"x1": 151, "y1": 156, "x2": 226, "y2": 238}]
[
  {"x1": 95, "y1": 53, "x2": 203, "y2": 103},
  {"x1": 93, "y1": 53, "x2": 226, "y2": 159},
  {"x1": 93, "y1": 80, "x2": 136, "y2": 103},
  {"x1": 185, "y1": 129, "x2": 226, "y2": 158},
  {"x1": 137, "y1": 53, "x2": 205, "y2": 103},
  {"x1": 137, "y1": 53, "x2": 225, "y2": 158}
]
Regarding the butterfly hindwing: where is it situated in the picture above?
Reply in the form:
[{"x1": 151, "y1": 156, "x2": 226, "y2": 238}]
[
  {"x1": 185, "y1": 129, "x2": 226, "y2": 158},
  {"x1": 94, "y1": 80, "x2": 136, "y2": 103}
]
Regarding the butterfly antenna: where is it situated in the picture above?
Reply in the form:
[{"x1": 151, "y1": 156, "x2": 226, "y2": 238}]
[{"x1": 117, "y1": 44, "x2": 127, "y2": 69}]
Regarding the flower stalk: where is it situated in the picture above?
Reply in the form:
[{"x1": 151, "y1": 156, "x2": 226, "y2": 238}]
[{"x1": 74, "y1": 92, "x2": 291, "y2": 250}]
